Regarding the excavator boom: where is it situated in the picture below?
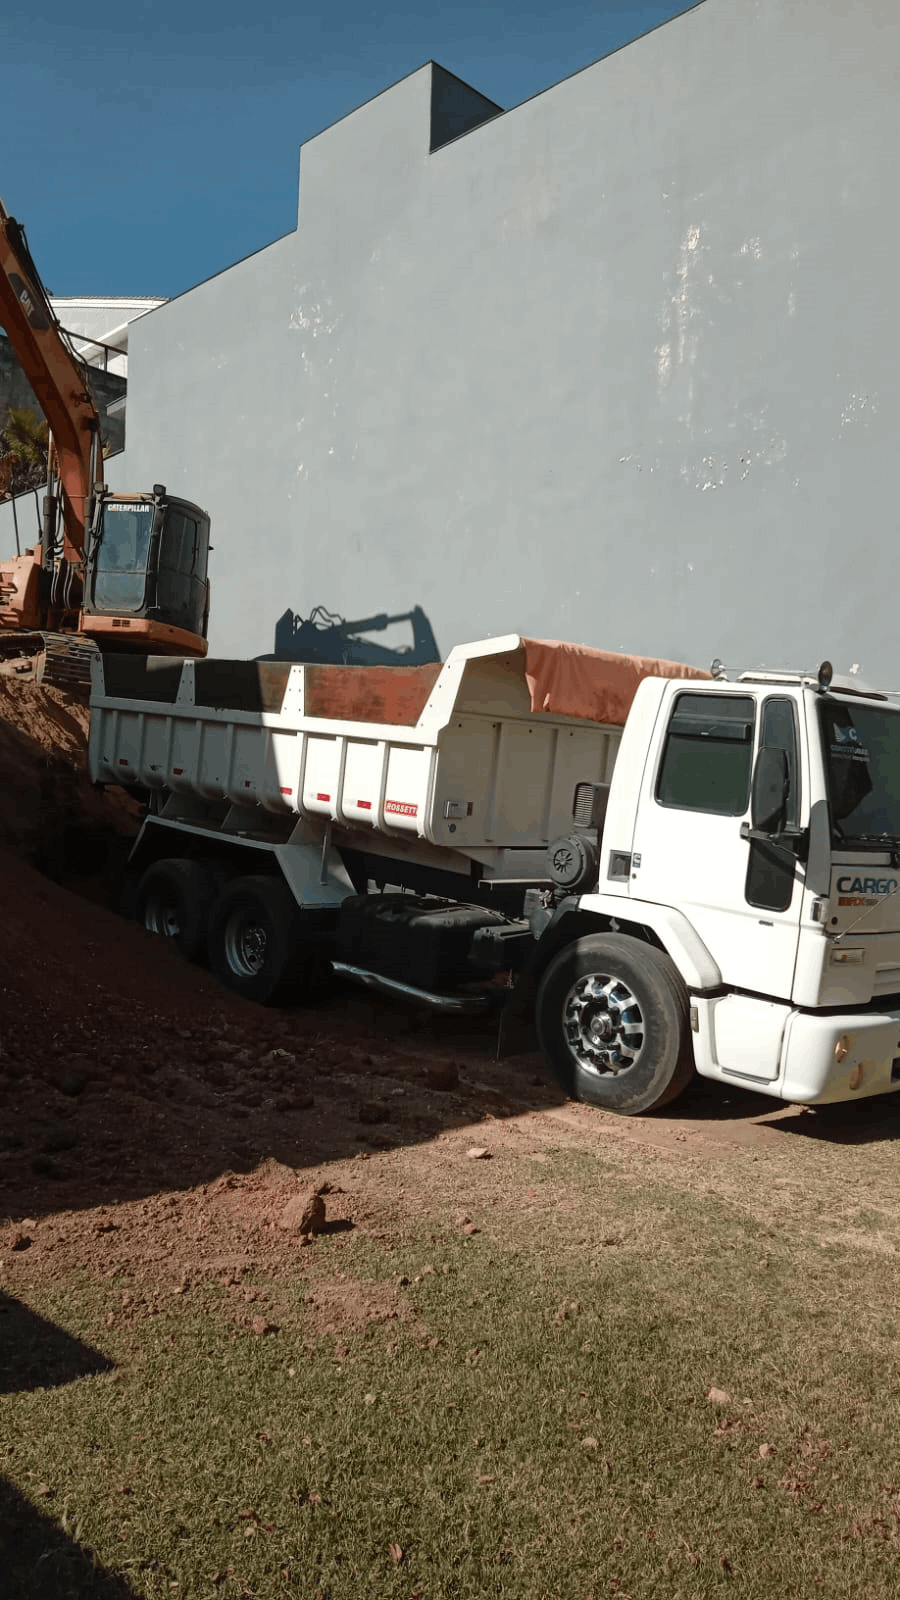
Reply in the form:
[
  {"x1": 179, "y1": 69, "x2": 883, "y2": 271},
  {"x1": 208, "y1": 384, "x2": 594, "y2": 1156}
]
[
  {"x1": 0, "y1": 199, "x2": 97, "y2": 562},
  {"x1": 0, "y1": 198, "x2": 211, "y2": 679}
]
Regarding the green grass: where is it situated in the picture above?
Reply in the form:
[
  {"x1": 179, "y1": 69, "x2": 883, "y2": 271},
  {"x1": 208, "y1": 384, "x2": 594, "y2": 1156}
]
[{"x1": 4, "y1": 1152, "x2": 900, "y2": 1598}]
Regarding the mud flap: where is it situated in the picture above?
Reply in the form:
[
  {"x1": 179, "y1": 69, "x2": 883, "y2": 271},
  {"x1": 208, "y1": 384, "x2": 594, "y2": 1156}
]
[
  {"x1": 495, "y1": 896, "x2": 583, "y2": 1059},
  {"x1": 496, "y1": 974, "x2": 538, "y2": 1058}
]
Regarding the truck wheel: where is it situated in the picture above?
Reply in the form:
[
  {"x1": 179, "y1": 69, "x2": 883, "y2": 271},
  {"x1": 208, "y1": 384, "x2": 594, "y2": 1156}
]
[
  {"x1": 135, "y1": 858, "x2": 223, "y2": 964},
  {"x1": 535, "y1": 933, "x2": 694, "y2": 1115},
  {"x1": 207, "y1": 875, "x2": 311, "y2": 1005}
]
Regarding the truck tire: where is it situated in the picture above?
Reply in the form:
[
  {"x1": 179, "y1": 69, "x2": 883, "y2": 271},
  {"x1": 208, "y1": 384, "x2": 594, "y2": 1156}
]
[
  {"x1": 207, "y1": 875, "x2": 313, "y2": 1005},
  {"x1": 135, "y1": 858, "x2": 224, "y2": 964},
  {"x1": 535, "y1": 933, "x2": 694, "y2": 1115}
]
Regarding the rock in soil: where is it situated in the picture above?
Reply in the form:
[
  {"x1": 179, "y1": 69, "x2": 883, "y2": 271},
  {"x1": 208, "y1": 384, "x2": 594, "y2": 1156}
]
[
  {"x1": 425, "y1": 1061, "x2": 459, "y2": 1091},
  {"x1": 358, "y1": 1100, "x2": 392, "y2": 1125},
  {"x1": 251, "y1": 1315, "x2": 278, "y2": 1337},
  {"x1": 280, "y1": 1190, "x2": 326, "y2": 1236}
]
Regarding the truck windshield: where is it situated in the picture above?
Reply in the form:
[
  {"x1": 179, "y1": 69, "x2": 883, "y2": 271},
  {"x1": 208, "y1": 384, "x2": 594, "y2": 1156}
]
[
  {"x1": 818, "y1": 699, "x2": 900, "y2": 845},
  {"x1": 92, "y1": 503, "x2": 153, "y2": 612}
]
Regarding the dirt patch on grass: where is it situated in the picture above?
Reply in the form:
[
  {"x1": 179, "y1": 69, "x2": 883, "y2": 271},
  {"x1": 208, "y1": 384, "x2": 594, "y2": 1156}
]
[{"x1": 304, "y1": 1274, "x2": 415, "y2": 1337}]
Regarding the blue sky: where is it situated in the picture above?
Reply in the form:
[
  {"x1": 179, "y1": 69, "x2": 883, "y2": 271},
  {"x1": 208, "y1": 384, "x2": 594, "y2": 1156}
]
[{"x1": 5, "y1": 1, "x2": 691, "y2": 301}]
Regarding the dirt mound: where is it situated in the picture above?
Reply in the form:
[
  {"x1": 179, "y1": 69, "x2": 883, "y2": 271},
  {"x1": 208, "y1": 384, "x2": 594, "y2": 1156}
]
[
  {"x1": 0, "y1": 675, "x2": 561, "y2": 1287},
  {"x1": 0, "y1": 677, "x2": 139, "y2": 872},
  {"x1": 0, "y1": 833, "x2": 548, "y2": 1222}
]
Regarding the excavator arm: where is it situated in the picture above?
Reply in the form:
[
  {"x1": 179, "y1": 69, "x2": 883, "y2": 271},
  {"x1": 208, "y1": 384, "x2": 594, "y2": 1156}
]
[
  {"x1": 263, "y1": 604, "x2": 441, "y2": 666},
  {"x1": 0, "y1": 198, "x2": 211, "y2": 677},
  {"x1": 0, "y1": 199, "x2": 99, "y2": 564}
]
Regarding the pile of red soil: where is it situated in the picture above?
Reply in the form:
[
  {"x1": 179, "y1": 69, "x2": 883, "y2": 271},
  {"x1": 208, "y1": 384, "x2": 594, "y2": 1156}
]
[
  {"x1": 0, "y1": 678, "x2": 139, "y2": 874},
  {"x1": 0, "y1": 679, "x2": 552, "y2": 1257}
]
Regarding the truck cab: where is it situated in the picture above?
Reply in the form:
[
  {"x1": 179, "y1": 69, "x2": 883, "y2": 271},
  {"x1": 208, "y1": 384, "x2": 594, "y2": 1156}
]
[{"x1": 568, "y1": 665, "x2": 900, "y2": 1107}]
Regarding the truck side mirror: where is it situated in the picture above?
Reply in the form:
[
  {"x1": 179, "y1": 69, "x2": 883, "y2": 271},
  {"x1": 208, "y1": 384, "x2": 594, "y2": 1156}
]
[{"x1": 751, "y1": 747, "x2": 789, "y2": 833}]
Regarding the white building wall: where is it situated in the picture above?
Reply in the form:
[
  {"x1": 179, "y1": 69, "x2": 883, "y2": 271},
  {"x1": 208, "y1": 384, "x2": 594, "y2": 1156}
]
[{"x1": 2, "y1": 0, "x2": 899, "y2": 686}]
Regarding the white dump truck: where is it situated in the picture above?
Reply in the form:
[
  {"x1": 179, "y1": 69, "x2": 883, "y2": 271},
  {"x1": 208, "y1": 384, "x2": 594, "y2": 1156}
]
[{"x1": 88, "y1": 635, "x2": 900, "y2": 1115}]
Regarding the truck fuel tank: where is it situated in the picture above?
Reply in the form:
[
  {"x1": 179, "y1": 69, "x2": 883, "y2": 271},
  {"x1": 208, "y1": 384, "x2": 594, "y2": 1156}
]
[{"x1": 336, "y1": 894, "x2": 510, "y2": 991}]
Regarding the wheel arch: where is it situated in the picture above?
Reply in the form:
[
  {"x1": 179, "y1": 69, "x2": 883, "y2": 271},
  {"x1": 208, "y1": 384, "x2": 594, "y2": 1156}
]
[
  {"x1": 499, "y1": 899, "x2": 675, "y2": 1055},
  {"x1": 127, "y1": 817, "x2": 286, "y2": 884},
  {"x1": 571, "y1": 895, "x2": 722, "y2": 993}
]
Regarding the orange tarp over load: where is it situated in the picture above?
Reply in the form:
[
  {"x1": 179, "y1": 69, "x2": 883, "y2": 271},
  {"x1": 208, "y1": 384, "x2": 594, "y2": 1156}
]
[{"x1": 520, "y1": 638, "x2": 710, "y2": 727}]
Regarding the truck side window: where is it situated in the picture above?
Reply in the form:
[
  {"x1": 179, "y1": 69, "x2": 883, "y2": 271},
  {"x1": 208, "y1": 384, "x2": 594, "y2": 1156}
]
[
  {"x1": 745, "y1": 696, "x2": 801, "y2": 913},
  {"x1": 656, "y1": 694, "x2": 755, "y2": 816},
  {"x1": 759, "y1": 697, "x2": 800, "y2": 826}
]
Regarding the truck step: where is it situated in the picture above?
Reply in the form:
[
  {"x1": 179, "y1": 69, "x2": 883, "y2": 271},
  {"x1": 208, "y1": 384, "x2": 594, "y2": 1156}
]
[{"x1": 332, "y1": 960, "x2": 492, "y2": 1014}]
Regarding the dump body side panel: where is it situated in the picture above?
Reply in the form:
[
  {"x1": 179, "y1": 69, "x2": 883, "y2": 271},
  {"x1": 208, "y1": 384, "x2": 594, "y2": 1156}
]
[{"x1": 89, "y1": 638, "x2": 629, "y2": 859}]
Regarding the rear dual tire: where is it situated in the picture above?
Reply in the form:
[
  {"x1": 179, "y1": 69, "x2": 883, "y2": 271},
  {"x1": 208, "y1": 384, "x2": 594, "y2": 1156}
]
[
  {"x1": 135, "y1": 858, "x2": 225, "y2": 964},
  {"x1": 207, "y1": 875, "x2": 321, "y2": 1005}
]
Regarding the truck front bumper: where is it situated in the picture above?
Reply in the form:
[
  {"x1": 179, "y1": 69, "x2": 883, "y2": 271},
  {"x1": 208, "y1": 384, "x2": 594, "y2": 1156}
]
[{"x1": 780, "y1": 1007, "x2": 900, "y2": 1104}]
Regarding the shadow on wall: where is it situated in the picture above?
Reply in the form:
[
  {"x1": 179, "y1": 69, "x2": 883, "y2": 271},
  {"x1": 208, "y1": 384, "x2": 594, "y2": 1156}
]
[
  {"x1": 258, "y1": 602, "x2": 441, "y2": 666},
  {"x1": 0, "y1": 1291, "x2": 137, "y2": 1597}
]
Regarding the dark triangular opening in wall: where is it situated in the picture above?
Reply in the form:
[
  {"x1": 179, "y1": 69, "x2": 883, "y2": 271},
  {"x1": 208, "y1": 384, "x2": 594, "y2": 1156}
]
[{"x1": 429, "y1": 64, "x2": 503, "y2": 153}]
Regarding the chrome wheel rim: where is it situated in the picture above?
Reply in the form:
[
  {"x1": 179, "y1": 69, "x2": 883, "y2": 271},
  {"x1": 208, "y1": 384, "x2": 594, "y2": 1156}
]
[
  {"x1": 224, "y1": 911, "x2": 268, "y2": 978},
  {"x1": 562, "y1": 971, "x2": 644, "y2": 1077}
]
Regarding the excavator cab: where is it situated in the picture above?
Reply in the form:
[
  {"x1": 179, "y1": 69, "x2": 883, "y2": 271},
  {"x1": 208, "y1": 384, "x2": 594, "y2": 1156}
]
[{"x1": 81, "y1": 484, "x2": 210, "y2": 652}]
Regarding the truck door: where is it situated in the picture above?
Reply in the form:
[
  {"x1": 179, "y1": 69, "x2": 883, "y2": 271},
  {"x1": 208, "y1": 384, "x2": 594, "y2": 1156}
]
[{"x1": 630, "y1": 689, "x2": 804, "y2": 1001}]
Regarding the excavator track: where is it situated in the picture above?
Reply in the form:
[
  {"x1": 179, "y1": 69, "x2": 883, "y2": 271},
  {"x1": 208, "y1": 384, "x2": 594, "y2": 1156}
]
[
  {"x1": 37, "y1": 634, "x2": 99, "y2": 692},
  {"x1": 0, "y1": 632, "x2": 98, "y2": 694}
]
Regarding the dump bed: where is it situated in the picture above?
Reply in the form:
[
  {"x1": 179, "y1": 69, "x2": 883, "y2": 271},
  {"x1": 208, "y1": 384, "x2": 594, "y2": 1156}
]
[{"x1": 89, "y1": 635, "x2": 707, "y2": 855}]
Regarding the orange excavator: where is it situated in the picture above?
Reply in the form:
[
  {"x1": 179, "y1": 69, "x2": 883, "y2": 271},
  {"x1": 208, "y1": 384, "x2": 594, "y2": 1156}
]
[{"x1": 0, "y1": 198, "x2": 210, "y2": 687}]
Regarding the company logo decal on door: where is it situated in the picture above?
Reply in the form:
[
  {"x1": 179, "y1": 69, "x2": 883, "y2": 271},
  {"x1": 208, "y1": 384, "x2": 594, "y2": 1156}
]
[{"x1": 837, "y1": 877, "x2": 898, "y2": 895}]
